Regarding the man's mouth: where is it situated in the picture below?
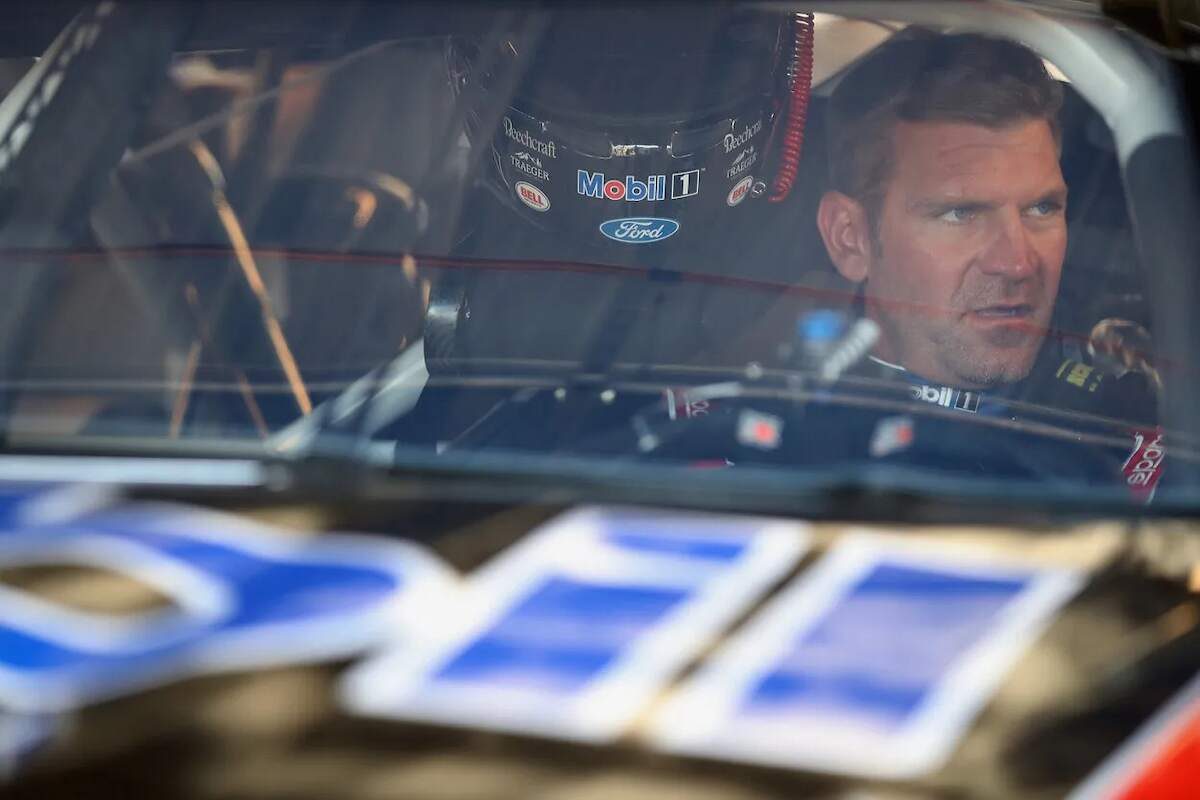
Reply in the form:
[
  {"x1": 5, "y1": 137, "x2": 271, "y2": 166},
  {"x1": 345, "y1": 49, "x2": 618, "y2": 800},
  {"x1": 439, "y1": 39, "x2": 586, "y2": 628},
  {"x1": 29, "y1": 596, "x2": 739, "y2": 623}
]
[{"x1": 970, "y1": 303, "x2": 1034, "y2": 319}]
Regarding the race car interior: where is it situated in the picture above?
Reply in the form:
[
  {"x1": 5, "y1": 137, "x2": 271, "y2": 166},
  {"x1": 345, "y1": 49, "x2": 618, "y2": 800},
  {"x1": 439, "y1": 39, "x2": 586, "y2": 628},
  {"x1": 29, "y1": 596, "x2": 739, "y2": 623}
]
[
  {"x1": 5, "y1": 6, "x2": 1200, "y2": 799},
  {"x1": 0, "y1": 2, "x2": 1193, "y2": 500}
]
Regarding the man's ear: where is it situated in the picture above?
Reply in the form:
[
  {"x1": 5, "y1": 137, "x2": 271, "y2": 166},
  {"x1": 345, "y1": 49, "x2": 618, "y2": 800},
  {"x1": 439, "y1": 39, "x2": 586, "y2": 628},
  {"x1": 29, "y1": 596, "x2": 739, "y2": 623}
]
[{"x1": 816, "y1": 191, "x2": 873, "y2": 284}]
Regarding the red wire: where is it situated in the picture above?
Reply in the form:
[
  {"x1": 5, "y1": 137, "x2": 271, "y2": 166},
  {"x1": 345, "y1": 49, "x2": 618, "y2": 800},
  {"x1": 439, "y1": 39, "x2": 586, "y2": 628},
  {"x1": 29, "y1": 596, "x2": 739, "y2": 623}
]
[{"x1": 769, "y1": 12, "x2": 815, "y2": 203}]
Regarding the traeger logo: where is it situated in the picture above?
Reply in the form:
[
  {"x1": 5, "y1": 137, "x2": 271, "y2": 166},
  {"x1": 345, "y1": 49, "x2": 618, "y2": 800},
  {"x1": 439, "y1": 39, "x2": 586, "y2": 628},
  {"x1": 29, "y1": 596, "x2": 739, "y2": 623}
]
[
  {"x1": 510, "y1": 151, "x2": 549, "y2": 181},
  {"x1": 725, "y1": 146, "x2": 757, "y2": 179},
  {"x1": 503, "y1": 117, "x2": 557, "y2": 159},
  {"x1": 723, "y1": 119, "x2": 763, "y2": 153}
]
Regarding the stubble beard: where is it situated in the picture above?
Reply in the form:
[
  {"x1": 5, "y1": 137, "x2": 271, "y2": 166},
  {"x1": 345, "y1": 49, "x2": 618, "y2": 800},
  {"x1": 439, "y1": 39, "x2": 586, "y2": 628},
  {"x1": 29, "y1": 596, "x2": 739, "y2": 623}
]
[
  {"x1": 866, "y1": 235, "x2": 1050, "y2": 388},
  {"x1": 872, "y1": 273, "x2": 1049, "y2": 387},
  {"x1": 927, "y1": 322, "x2": 1043, "y2": 386}
]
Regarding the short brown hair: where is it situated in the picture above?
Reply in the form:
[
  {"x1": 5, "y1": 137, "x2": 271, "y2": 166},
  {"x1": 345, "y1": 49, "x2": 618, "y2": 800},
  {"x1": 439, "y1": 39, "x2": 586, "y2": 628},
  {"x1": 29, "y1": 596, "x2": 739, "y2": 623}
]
[{"x1": 827, "y1": 31, "x2": 1064, "y2": 219}]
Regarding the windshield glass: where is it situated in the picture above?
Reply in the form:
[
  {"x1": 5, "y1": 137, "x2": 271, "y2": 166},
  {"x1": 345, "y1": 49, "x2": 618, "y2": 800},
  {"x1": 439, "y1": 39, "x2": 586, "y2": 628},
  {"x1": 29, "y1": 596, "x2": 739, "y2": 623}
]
[{"x1": 1, "y1": 1, "x2": 1197, "y2": 508}]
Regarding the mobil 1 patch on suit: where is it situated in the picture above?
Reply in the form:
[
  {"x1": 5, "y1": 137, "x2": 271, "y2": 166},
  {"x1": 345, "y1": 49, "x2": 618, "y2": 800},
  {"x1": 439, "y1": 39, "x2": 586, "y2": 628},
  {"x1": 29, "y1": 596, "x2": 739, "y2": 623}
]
[
  {"x1": 647, "y1": 534, "x2": 1081, "y2": 779},
  {"x1": 341, "y1": 506, "x2": 809, "y2": 742}
]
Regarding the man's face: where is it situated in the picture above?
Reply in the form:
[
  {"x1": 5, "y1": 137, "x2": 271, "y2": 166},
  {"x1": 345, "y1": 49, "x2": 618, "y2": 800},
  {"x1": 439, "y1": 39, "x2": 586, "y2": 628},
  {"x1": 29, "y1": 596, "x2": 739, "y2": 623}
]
[{"x1": 861, "y1": 118, "x2": 1067, "y2": 387}]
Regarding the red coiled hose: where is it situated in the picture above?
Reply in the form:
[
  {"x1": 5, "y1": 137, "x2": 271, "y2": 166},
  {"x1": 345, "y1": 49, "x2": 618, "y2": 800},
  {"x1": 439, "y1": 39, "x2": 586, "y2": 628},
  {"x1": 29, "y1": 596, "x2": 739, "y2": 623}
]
[{"x1": 769, "y1": 11, "x2": 815, "y2": 203}]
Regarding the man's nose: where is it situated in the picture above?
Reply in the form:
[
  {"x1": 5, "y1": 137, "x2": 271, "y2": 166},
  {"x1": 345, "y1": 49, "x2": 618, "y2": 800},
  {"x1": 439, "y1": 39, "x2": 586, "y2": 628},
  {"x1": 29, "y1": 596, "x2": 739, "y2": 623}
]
[{"x1": 978, "y1": 208, "x2": 1036, "y2": 280}]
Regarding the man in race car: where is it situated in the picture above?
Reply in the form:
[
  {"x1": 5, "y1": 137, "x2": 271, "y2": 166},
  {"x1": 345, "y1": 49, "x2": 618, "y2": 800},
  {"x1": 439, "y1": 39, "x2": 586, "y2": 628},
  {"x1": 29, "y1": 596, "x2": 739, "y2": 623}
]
[
  {"x1": 422, "y1": 14, "x2": 1158, "y2": 487},
  {"x1": 815, "y1": 32, "x2": 1150, "y2": 422}
]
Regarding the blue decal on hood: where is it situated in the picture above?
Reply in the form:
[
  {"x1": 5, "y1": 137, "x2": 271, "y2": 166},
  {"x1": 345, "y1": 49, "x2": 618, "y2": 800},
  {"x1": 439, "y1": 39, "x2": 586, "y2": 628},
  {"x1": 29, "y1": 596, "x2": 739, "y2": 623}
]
[{"x1": 599, "y1": 217, "x2": 679, "y2": 244}]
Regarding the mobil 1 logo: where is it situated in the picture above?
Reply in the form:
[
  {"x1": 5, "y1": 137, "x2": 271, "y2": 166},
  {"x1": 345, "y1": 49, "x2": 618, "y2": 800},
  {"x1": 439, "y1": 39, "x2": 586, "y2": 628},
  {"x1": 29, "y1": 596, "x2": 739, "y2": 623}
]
[
  {"x1": 911, "y1": 384, "x2": 980, "y2": 413},
  {"x1": 671, "y1": 169, "x2": 699, "y2": 199},
  {"x1": 578, "y1": 169, "x2": 700, "y2": 202}
]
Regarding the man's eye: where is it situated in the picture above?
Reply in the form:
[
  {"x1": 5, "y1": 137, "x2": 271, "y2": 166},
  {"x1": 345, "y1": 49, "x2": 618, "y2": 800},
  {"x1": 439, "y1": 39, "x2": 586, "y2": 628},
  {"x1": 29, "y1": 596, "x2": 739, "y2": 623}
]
[
  {"x1": 1025, "y1": 200, "x2": 1063, "y2": 218},
  {"x1": 937, "y1": 207, "x2": 977, "y2": 224}
]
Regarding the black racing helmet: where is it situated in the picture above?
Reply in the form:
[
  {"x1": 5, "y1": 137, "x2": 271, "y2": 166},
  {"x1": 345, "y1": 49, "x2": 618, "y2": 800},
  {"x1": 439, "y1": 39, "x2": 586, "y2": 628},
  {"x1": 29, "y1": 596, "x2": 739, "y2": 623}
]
[{"x1": 450, "y1": 6, "x2": 798, "y2": 255}]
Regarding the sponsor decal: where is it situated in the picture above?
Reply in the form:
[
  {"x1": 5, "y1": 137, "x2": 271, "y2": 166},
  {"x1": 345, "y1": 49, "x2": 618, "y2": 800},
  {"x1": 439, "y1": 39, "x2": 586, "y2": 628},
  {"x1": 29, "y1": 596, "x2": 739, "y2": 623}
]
[
  {"x1": 515, "y1": 181, "x2": 550, "y2": 212},
  {"x1": 578, "y1": 169, "x2": 700, "y2": 202},
  {"x1": 0, "y1": 482, "x2": 113, "y2": 527},
  {"x1": 1122, "y1": 428, "x2": 1165, "y2": 503},
  {"x1": 510, "y1": 150, "x2": 549, "y2": 181},
  {"x1": 910, "y1": 384, "x2": 979, "y2": 413},
  {"x1": 726, "y1": 146, "x2": 757, "y2": 179},
  {"x1": 869, "y1": 415, "x2": 915, "y2": 458},
  {"x1": 0, "y1": 503, "x2": 453, "y2": 713},
  {"x1": 671, "y1": 169, "x2": 700, "y2": 199},
  {"x1": 1055, "y1": 359, "x2": 1104, "y2": 393},
  {"x1": 599, "y1": 217, "x2": 679, "y2": 244},
  {"x1": 647, "y1": 535, "x2": 1081, "y2": 779},
  {"x1": 502, "y1": 116, "x2": 556, "y2": 158},
  {"x1": 727, "y1": 175, "x2": 754, "y2": 207},
  {"x1": 579, "y1": 170, "x2": 665, "y2": 202},
  {"x1": 954, "y1": 391, "x2": 981, "y2": 413},
  {"x1": 342, "y1": 506, "x2": 810, "y2": 742},
  {"x1": 737, "y1": 409, "x2": 783, "y2": 450},
  {"x1": 664, "y1": 389, "x2": 711, "y2": 420},
  {"x1": 723, "y1": 118, "x2": 763, "y2": 153}
]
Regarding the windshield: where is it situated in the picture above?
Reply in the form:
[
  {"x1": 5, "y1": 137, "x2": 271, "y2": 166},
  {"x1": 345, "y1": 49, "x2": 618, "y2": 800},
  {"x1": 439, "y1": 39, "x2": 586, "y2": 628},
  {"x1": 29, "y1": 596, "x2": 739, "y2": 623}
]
[{"x1": 1, "y1": 1, "x2": 1198, "y2": 509}]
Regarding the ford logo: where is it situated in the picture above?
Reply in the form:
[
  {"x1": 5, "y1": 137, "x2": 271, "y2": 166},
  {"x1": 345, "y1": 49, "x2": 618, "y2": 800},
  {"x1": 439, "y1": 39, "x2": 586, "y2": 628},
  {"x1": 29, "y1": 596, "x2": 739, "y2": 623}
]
[{"x1": 599, "y1": 217, "x2": 680, "y2": 244}]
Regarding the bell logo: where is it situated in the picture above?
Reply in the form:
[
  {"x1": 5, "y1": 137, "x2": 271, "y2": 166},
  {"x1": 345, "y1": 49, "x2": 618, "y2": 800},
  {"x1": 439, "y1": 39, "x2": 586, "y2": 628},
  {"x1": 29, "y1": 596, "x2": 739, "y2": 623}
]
[
  {"x1": 727, "y1": 176, "x2": 753, "y2": 207},
  {"x1": 515, "y1": 181, "x2": 550, "y2": 212}
]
